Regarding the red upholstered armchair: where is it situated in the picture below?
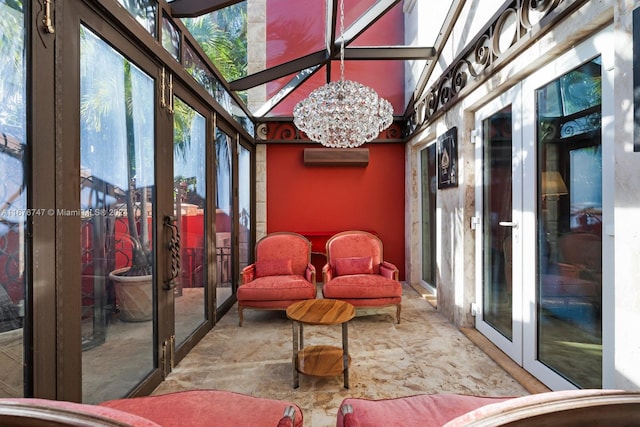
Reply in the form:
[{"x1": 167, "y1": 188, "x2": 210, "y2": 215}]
[
  {"x1": 322, "y1": 231, "x2": 402, "y2": 323},
  {"x1": 238, "y1": 232, "x2": 317, "y2": 326}
]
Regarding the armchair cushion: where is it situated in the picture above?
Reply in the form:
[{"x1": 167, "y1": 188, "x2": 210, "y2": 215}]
[
  {"x1": 335, "y1": 256, "x2": 373, "y2": 276},
  {"x1": 255, "y1": 258, "x2": 293, "y2": 278},
  {"x1": 238, "y1": 276, "x2": 317, "y2": 302},
  {"x1": 323, "y1": 274, "x2": 402, "y2": 300}
]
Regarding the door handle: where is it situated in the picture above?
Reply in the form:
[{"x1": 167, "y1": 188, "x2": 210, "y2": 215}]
[
  {"x1": 499, "y1": 221, "x2": 518, "y2": 228},
  {"x1": 163, "y1": 215, "x2": 181, "y2": 290}
]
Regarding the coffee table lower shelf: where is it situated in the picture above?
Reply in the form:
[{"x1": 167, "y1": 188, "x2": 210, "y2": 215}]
[{"x1": 296, "y1": 345, "x2": 352, "y2": 377}]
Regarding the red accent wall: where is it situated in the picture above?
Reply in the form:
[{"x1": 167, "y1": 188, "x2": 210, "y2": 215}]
[{"x1": 266, "y1": 143, "x2": 405, "y2": 279}]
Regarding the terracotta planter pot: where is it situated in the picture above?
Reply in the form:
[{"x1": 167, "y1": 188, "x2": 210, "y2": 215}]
[{"x1": 109, "y1": 267, "x2": 153, "y2": 322}]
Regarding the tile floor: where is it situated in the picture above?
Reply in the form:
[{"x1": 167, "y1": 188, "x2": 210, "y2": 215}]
[{"x1": 153, "y1": 284, "x2": 533, "y2": 427}]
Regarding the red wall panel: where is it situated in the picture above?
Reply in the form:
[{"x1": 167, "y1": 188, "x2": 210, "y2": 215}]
[{"x1": 266, "y1": 143, "x2": 405, "y2": 279}]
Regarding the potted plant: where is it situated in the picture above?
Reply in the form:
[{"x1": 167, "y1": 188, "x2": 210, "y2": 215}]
[
  {"x1": 108, "y1": 182, "x2": 153, "y2": 322},
  {"x1": 104, "y1": 61, "x2": 154, "y2": 322}
]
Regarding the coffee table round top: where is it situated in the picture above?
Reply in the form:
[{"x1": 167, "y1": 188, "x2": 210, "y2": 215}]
[{"x1": 286, "y1": 299, "x2": 355, "y2": 325}]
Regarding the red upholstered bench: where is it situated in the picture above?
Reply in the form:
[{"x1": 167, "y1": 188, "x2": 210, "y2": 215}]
[
  {"x1": 0, "y1": 390, "x2": 302, "y2": 427},
  {"x1": 336, "y1": 393, "x2": 512, "y2": 427},
  {"x1": 100, "y1": 390, "x2": 303, "y2": 427},
  {"x1": 337, "y1": 390, "x2": 640, "y2": 426},
  {"x1": 0, "y1": 398, "x2": 161, "y2": 426}
]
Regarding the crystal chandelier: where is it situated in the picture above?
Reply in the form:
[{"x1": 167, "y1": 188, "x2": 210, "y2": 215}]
[{"x1": 293, "y1": 0, "x2": 393, "y2": 148}]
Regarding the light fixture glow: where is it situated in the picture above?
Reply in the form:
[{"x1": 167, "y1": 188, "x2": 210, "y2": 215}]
[{"x1": 293, "y1": 0, "x2": 393, "y2": 148}]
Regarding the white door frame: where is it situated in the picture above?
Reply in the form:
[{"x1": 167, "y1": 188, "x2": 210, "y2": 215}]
[
  {"x1": 474, "y1": 84, "x2": 523, "y2": 364},
  {"x1": 520, "y1": 26, "x2": 614, "y2": 391},
  {"x1": 475, "y1": 26, "x2": 614, "y2": 390}
]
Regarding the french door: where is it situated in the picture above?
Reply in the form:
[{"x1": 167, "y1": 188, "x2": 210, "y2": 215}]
[
  {"x1": 475, "y1": 30, "x2": 610, "y2": 390},
  {"x1": 474, "y1": 86, "x2": 523, "y2": 364}
]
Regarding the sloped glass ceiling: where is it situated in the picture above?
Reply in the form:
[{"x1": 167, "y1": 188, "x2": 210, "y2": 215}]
[{"x1": 168, "y1": 0, "x2": 456, "y2": 120}]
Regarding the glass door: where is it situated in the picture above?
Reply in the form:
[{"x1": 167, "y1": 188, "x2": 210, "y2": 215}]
[
  {"x1": 238, "y1": 143, "x2": 252, "y2": 275},
  {"x1": 420, "y1": 144, "x2": 437, "y2": 289},
  {"x1": 172, "y1": 93, "x2": 210, "y2": 355},
  {"x1": 79, "y1": 24, "x2": 161, "y2": 403},
  {"x1": 475, "y1": 86, "x2": 523, "y2": 363},
  {"x1": 524, "y1": 54, "x2": 604, "y2": 390},
  {"x1": 476, "y1": 30, "x2": 610, "y2": 390},
  {"x1": 215, "y1": 126, "x2": 235, "y2": 311}
]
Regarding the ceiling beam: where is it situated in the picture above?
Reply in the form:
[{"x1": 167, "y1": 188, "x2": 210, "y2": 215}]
[
  {"x1": 170, "y1": 0, "x2": 244, "y2": 18},
  {"x1": 326, "y1": 0, "x2": 338, "y2": 54},
  {"x1": 253, "y1": 66, "x2": 322, "y2": 117},
  {"x1": 230, "y1": 50, "x2": 329, "y2": 91},
  {"x1": 343, "y1": 46, "x2": 436, "y2": 60}
]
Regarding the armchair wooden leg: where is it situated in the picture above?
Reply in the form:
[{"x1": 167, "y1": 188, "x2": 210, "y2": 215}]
[
  {"x1": 238, "y1": 305, "x2": 244, "y2": 327},
  {"x1": 396, "y1": 304, "x2": 401, "y2": 324}
]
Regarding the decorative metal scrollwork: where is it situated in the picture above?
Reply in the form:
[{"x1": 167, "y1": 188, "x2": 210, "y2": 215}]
[
  {"x1": 163, "y1": 215, "x2": 180, "y2": 290},
  {"x1": 414, "y1": 0, "x2": 571, "y2": 129}
]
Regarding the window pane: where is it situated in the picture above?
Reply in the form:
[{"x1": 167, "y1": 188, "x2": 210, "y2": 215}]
[
  {"x1": 482, "y1": 106, "x2": 514, "y2": 340},
  {"x1": 181, "y1": 3, "x2": 247, "y2": 82},
  {"x1": 238, "y1": 144, "x2": 251, "y2": 272},
  {"x1": 116, "y1": 0, "x2": 157, "y2": 36},
  {"x1": 80, "y1": 26, "x2": 156, "y2": 403},
  {"x1": 173, "y1": 96, "x2": 207, "y2": 347},
  {"x1": 215, "y1": 129, "x2": 234, "y2": 308},
  {"x1": 536, "y1": 57, "x2": 602, "y2": 388},
  {"x1": 0, "y1": 0, "x2": 26, "y2": 398},
  {"x1": 162, "y1": 14, "x2": 181, "y2": 61},
  {"x1": 420, "y1": 145, "x2": 436, "y2": 286}
]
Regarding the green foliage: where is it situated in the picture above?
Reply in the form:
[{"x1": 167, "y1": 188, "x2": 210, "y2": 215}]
[{"x1": 182, "y1": 3, "x2": 247, "y2": 82}]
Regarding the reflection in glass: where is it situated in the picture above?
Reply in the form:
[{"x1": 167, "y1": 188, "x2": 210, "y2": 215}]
[
  {"x1": 173, "y1": 97, "x2": 207, "y2": 347},
  {"x1": 420, "y1": 145, "x2": 436, "y2": 286},
  {"x1": 0, "y1": 0, "x2": 26, "y2": 397},
  {"x1": 216, "y1": 129, "x2": 234, "y2": 308},
  {"x1": 238, "y1": 144, "x2": 251, "y2": 272},
  {"x1": 536, "y1": 57, "x2": 602, "y2": 388},
  {"x1": 182, "y1": 37, "x2": 253, "y2": 136},
  {"x1": 162, "y1": 13, "x2": 181, "y2": 61},
  {"x1": 482, "y1": 106, "x2": 513, "y2": 340},
  {"x1": 181, "y1": 3, "x2": 247, "y2": 82},
  {"x1": 115, "y1": 0, "x2": 157, "y2": 36},
  {"x1": 80, "y1": 26, "x2": 155, "y2": 403}
]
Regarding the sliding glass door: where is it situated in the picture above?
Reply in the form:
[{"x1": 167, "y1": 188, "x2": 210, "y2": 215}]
[
  {"x1": 172, "y1": 95, "x2": 209, "y2": 353},
  {"x1": 79, "y1": 24, "x2": 160, "y2": 403}
]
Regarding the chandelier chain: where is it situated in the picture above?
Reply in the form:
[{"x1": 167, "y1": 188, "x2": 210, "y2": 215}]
[{"x1": 339, "y1": 0, "x2": 345, "y2": 82}]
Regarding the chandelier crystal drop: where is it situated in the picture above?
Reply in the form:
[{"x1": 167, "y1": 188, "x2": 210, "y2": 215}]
[
  {"x1": 292, "y1": 0, "x2": 393, "y2": 148},
  {"x1": 293, "y1": 81, "x2": 393, "y2": 148}
]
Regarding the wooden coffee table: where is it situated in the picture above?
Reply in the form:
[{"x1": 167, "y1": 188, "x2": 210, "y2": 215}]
[{"x1": 286, "y1": 299, "x2": 355, "y2": 389}]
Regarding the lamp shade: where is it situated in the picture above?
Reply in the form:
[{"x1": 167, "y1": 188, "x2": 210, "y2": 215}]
[{"x1": 541, "y1": 171, "x2": 568, "y2": 196}]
